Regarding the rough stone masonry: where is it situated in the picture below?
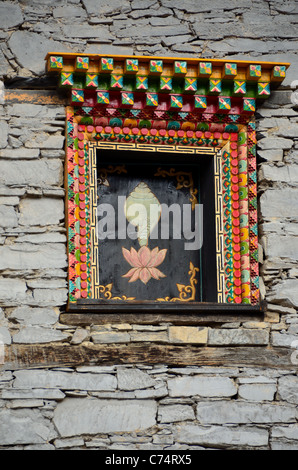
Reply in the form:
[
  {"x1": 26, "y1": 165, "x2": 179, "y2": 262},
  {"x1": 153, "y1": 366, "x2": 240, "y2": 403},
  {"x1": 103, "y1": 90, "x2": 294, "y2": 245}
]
[{"x1": 0, "y1": 0, "x2": 298, "y2": 450}]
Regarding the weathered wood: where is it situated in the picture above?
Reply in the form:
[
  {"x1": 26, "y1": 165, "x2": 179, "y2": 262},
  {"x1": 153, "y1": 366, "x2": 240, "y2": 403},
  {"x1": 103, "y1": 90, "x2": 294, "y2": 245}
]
[
  {"x1": 67, "y1": 300, "x2": 265, "y2": 314},
  {"x1": 2, "y1": 343, "x2": 295, "y2": 371},
  {"x1": 61, "y1": 312, "x2": 263, "y2": 326},
  {"x1": 5, "y1": 89, "x2": 67, "y2": 105}
]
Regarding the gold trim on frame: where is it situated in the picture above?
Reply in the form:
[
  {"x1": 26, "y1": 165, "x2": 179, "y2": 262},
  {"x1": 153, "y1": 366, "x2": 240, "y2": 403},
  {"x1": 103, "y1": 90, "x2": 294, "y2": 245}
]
[
  {"x1": 97, "y1": 283, "x2": 136, "y2": 301},
  {"x1": 154, "y1": 167, "x2": 198, "y2": 210},
  {"x1": 89, "y1": 141, "x2": 224, "y2": 303},
  {"x1": 157, "y1": 262, "x2": 199, "y2": 302},
  {"x1": 97, "y1": 165, "x2": 127, "y2": 186}
]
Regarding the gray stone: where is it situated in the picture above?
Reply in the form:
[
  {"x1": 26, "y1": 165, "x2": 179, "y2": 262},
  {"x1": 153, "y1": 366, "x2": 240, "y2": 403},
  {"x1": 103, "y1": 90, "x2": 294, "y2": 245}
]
[
  {"x1": 196, "y1": 401, "x2": 296, "y2": 424},
  {"x1": 82, "y1": 0, "x2": 130, "y2": 15},
  {"x1": 71, "y1": 327, "x2": 89, "y2": 345},
  {"x1": 158, "y1": 405, "x2": 195, "y2": 423},
  {"x1": 27, "y1": 279, "x2": 67, "y2": 289},
  {"x1": 271, "y1": 1, "x2": 298, "y2": 14},
  {"x1": 271, "y1": 440, "x2": 298, "y2": 451},
  {"x1": 0, "y1": 185, "x2": 25, "y2": 197},
  {"x1": 260, "y1": 164, "x2": 298, "y2": 184},
  {"x1": 0, "y1": 80, "x2": 4, "y2": 103},
  {"x1": 264, "y1": 234, "x2": 298, "y2": 261},
  {"x1": 131, "y1": 8, "x2": 173, "y2": 19},
  {"x1": 150, "y1": 16, "x2": 181, "y2": 26},
  {"x1": 53, "y1": 398, "x2": 157, "y2": 437},
  {"x1": 192, "y1": 21, "x2": 236, "y2": 40},
  {"x1": 208, "y1": 329, "x2": 269, "y2": 346},
  {"x1": 130, "y1": 331, "x2": 168, "y2": 343},
  {"x1": 175, "y1": 424, "x2": 268, "y2": 448},
  {"x1": 258, "y1": 149, "x2": 283, "y2": 163},
  {"x1": 84, "y1": 44, "x2": 133, "y2": 56},
  {"x1": 116, "y1": 24, "x2": 190, "y2": 38},
  {"x1": 91, "y1": 331, "x2": 130, "y2": 344},
  {"x1": 262, "y1": 221, "x2": 298, "y2": 237},
  {"x1": 0, "y1": 243, "x2": 67, "y2": 271},
  {"x1": 53, "y1": 5, "x2": 87, "y2": 18},
  {"x1": 238, "y1": 384, "x2": 277, "y2": 401},
  {"x1": 274, "y1": 119, "x2": 298, "y2": 139},
  {"x1": 135, "y1": 386, "x2": 168, "y2": 399},
  {"x1": 76, "y1": 365, "x2": 116, "y2": 373},
  {"x1": 279, "y1": 376, "x2": 298, "y2": 405},
  {"x1": 267, "y1": 304, "x2": 297, "y2": 315},
  {"x1": 13, "y1": 326, "x2": 70, "y2": 344},
  {"x1": 260, "y1": 188, "x2": 298, "y2": 219},
  {"x1": 0, "y1": 2, "x2": 23, "y2": 29},
  {"x1": 0, "y1": 327, "x2": 11, "y2": 345},
  {"x1": 0, "y1": 409, "x2": 57, "y2": 445},
  {"x1": 8, "y1": 399, "x2": 44, "y2": 409},
  {"x1": 62, "y1": 24, "x2": 113, "y2": 40},
  {"x1": 208, "y1": 38, "x2": 280, "y2": 54},
  {"x1": 0, "y1": 279, "x2": 27, "y2": 303},
  {"x1": 19, "y1": 198, "x2": 64, "y2": 226},
  {"x1": 0, "y1": 159, "x2": 63, "y2": 187},
  {"x1": 7, "y1": 104, "x2": 65, "y2": 119},
  {"x1": 0, "y1": 205, "x2": 18, "y2": 228},
  {"x1": 117, "y1": 368, "x2": 156, "y2": 391},
  {"x1": 258, "y1": 137, "x2": 293, "y2": 151},
  {"x1": 238, "y1": 376, "x2": 276, "y2": 384},
  {"x1": 31, "y1": 288, "x2": 67, "y2": 306},
  {"x1": 168, "y1": 376, "x2": 237, "y2": 398},
  {"x1": 8, "y1": 31, "x2": 71, "y2": 75},
  {"x1": 16, "y1": 232, "x2": 66, "y2": 244},
  {"x1": 24, "y1": 133, "x2": 64, "y2": 150},
  {"x1": 0, "y1": 370, "x2": 13, "y2": 382},
  {"x1": 85, "y1": 437, "x2": 110, "y2": 448},
  {"x1": 25, "y1": 443, "x2": 55, "y2": 450},
  {"x1": 272, "y1": 424, "x2": 298, "y2": 441},
  {"x1": 271, "y1": 332, "x2": 298, "y2": 348},
  {"x1": 2, "y1": 388, "x2": 65, "y2": 400},
  {"x1": 131, "y1": 0, "x2": 158, "y2": 9},
  {"x1": 90, "y1": 391, "x2": 135, "y2": 399},
  {"x1": 162, "y1": 0, "x2": 252, "y2": 12},
  {"x1": 0, "y1": 197, "x2": 19, "y2": 206},
  {"x1": 267, "y1": 280, "x2": 298, "y2": 308},
  {"x1": 286, "y1": 149, "x2": 298, "y2": 163},
  {"x1": 0, "y1": 121, "x2": 8, "y2": 148},
  {"x1": 161, "y1": 35, "x2": 194, "y2": 47},
  {"x1": 54, "y1": 437, "x2": 85, "y2": 449},
  {"x1": 13, "y1": 369, "x2": 117, "y2": 392}
]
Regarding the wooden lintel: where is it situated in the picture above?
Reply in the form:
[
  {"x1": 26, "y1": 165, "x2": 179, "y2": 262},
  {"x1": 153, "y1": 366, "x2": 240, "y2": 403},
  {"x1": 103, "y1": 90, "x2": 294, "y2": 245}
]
[
  {"x1": 60, "y1": 312, "x2": 263, "y2": 326},
  {"x1": 4, "y1": 89, "x2": 68, "y2": 105},
  {"x1": 2, "y1": 343, "x2": 296, "y2": 371}
]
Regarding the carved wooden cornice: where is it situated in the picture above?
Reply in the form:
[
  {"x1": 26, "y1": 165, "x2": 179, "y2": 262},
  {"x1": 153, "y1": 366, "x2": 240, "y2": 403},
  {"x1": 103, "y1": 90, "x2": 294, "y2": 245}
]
[{"x1": 45, "y1": 52, "x2": 289, "y2": 114}]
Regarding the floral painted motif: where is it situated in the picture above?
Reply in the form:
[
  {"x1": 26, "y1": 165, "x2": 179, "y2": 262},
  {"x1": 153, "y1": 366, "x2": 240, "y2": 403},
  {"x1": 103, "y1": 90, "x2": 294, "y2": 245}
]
[{"x1": 122, "y1": 246, "x2": 167, "y2": 285}]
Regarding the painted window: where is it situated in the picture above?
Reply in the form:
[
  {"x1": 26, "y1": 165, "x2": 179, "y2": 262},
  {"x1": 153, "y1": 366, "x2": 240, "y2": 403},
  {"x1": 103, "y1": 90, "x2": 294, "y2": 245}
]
[{"x1": 46, "y1": 53, "x2": 288, "y2": 313}]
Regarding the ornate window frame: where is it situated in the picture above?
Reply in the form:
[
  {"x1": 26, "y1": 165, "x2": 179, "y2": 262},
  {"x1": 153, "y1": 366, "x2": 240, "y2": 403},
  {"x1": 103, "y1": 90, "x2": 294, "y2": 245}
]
[{"x1": 45, "y1": 53, "x2": 289, "y2": 317}]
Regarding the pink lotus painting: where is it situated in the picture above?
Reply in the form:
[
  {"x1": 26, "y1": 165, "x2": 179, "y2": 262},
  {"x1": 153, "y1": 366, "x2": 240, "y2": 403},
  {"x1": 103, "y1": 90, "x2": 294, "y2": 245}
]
[{"x1": 122, "y1": 246, "x2": 167, "y2": 285}]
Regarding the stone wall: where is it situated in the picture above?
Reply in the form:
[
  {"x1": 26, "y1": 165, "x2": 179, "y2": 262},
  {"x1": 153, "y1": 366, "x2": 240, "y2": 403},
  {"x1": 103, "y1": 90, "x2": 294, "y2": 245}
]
[{"x1": 0, "y1": 0, "x2": 298, "y2": 451}]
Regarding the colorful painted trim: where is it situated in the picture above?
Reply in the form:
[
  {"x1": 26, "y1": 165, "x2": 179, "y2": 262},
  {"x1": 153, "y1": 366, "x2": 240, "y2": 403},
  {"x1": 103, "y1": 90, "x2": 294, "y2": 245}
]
[
  {"x1": 47, "y1": 54, "x2": 289, "y2": 104},
  {"x1": 65, "y1": 106, "x2": 259, "y2": 305}
]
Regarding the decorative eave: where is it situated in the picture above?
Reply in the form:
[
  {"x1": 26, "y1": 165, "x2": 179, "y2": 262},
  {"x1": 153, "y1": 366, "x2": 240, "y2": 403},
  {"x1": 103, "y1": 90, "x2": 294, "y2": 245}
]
[{"x1": 45, "y1": 52, "x2": 289, "y2": 115}]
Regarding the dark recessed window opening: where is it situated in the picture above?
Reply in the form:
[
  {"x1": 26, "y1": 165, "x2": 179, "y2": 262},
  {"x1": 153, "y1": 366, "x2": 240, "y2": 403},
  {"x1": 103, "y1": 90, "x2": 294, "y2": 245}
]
[{"x1": 93, "y1": 148, "x2": 217, "y2": 305}]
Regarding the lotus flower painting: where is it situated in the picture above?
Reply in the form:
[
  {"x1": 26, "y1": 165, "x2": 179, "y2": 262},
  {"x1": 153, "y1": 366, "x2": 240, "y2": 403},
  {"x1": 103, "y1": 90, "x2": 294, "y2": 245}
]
[
  {"x1": 122, "y1": 182, "x2": 167, "y2": 284},
  {"x1": 122, "y1": 246, "x2": 167, "y2": 285}
]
